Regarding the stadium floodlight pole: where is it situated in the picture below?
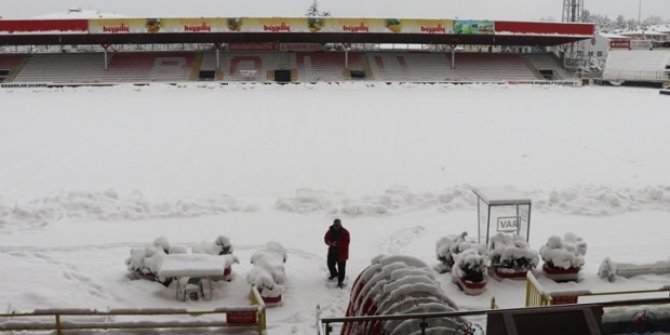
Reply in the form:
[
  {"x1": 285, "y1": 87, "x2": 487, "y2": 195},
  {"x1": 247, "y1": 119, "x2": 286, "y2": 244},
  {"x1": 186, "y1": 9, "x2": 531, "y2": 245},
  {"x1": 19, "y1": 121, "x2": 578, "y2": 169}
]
[{"x1": 638, "y1": 0, "x2": 642, "y2": 26}]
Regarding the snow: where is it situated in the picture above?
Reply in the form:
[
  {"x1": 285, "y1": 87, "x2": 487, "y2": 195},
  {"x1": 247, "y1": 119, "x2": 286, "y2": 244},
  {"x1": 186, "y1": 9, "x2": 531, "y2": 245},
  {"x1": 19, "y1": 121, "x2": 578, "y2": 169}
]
[
  {"x1": 31, "y1": 9, "x2": 127, "y2": 19},
  {"x1": 488, "y1": 233, "x2": 539, "y2": 270},
  {"x1": 158, "y1": 253, "x2": 238, "y2": 278},
  {"x1": 539, "y1": 233, "x2": 588, "y2": 269},
  {"x1": 247, "y1": 242, "x2": 288, "y2": 298},
  {"x1": 1, "y1": 83, "x2": 670, "y2": 333},
  {"x1": 473, "y1": 186, "x2": 531, "y2": 205}
]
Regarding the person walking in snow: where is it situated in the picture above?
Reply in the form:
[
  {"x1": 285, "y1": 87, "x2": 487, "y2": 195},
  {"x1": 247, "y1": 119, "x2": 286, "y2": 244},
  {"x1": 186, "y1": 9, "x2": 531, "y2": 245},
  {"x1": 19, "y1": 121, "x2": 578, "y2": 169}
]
[{"x1": 324, "y1": 218, "x2": 350, "y2": 288}]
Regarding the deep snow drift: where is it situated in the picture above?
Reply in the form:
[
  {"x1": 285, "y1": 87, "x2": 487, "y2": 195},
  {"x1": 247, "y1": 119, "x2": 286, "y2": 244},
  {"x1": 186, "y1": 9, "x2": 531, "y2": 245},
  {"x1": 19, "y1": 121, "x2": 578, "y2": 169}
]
[{"x1": 1, "y1": 83, "x2": 670, "y2": 334}]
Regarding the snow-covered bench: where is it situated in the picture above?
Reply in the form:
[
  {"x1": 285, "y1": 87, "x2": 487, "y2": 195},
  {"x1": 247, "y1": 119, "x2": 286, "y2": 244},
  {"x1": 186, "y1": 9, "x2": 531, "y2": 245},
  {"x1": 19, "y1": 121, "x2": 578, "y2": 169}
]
[
  {"x1": 598, "y1": 258, "x2": 670, "y2": 282},
  {"x1": 158, "y1": 253, "x2": 240, "y2": 301}
]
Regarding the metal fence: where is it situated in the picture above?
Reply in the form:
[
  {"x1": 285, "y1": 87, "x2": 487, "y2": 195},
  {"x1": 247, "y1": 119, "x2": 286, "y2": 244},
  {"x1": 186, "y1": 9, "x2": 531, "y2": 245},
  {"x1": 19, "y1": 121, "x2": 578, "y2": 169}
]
[{"x1": 0, "y1": 285, "x2": 267, "y2": 335}]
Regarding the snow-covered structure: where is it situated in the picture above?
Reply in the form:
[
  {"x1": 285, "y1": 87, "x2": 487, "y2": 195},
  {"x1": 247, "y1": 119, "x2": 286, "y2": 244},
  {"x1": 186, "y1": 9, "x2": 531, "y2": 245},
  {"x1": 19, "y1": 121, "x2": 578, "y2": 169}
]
[
  {"x1": 124, "y1": 236, "x2": 186, "y2": 286},
  {"x1": 246, "y1": 242, "x2": 288, "y2": 305},
  {"x1": 192, "y1": 235, "x2": 234, "y2": 255},
  {"x1": 343, "y1": 255, "x2": 467, "y2": 335},
  {"x1": 191, "y1": 235, "x2": 238, "y2": 281},
  {"x1": 473, "y1": 186, "x2": 532, "y2": 246},
  {"x1": 539, "y1": 233, "x2": 587, "y2": 281},
  {"x1": 598, "y1": 257, "x2": 670, "y2": 282},
  {"x1": 603, "y1": 50, "x2": 670, "y2": 83}
]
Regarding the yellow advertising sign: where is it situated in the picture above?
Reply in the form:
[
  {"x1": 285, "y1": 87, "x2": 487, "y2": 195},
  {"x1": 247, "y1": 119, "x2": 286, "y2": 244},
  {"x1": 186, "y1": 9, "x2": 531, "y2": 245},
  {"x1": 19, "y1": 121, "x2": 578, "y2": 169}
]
[
  {"x1": 161, "y1": 18, "x2": 228, "y2": 33},
  {"x1": 305, "y1": 18, "x2": 452, "y2": 34},
  {"x1": 89, "y1": 19, "x2": 150, "y2": 34},
  {"x1": 238, "y1": 18, "x2": 308, "y2": 33},
  {"x1": 88, "y1": 17, "x2": 455, "y2": 35},
  {"x1": 407, "y1": 19, "x2": 454, "y2": 34}
]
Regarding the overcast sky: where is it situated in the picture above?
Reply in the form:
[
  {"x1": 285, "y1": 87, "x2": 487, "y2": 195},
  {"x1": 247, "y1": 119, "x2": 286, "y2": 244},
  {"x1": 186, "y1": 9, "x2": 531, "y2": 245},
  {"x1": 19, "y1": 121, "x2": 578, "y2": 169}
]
[{"x1": 1, "y1": 0, "x2": 668, "y2": 21}]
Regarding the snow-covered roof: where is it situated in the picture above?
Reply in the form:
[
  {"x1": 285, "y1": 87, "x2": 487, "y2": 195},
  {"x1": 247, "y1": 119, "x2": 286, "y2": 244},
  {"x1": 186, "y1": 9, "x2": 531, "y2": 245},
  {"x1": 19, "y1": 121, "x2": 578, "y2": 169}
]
[
  {"x1": 600, "y1": 32, "x2": 631, "y2": 40},
  {"x1": 31, "y1": 9, "x2": 126, "y2": 19},
  {"x1": 619, "y1": 30, "x2": 667, "y2": 37},
  {"x1": 473, "y1": 186, "x2": 531, "y2": 205}
]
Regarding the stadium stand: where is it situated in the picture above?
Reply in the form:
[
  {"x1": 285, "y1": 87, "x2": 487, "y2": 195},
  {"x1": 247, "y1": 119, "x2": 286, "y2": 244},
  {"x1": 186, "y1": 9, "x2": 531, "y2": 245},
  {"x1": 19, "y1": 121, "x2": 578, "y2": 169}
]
[
  {"x1": 0, "y1": 54, "x2": 26, "y2": 82},
  {"x1": 12, "y1": 52, "x2": 197, "y2": 83},
  {"x1": 366, "y1": 52, "x2": 451, "y2": 81},
  {"x1": 103, "y1": 52, "x2": 197, "y2": 82},
  {"x1": 4, "y1": 51, "x2": 582, "y2": 84},
  {"x1": 13, "y1": 53, "x2": 106, "y2": 83},
  {"x1": 524, "y1": 54, "x2": 570, "y2": 80},
  {"x1": 221, "y1": 52, "x2": 296, "y2": 82},
  {"x1": 446, "y1": 53, "x2": 538, "y2": 81},
  {"x1": 295, "y1": 52, "x2": 364, "y2": 82}
]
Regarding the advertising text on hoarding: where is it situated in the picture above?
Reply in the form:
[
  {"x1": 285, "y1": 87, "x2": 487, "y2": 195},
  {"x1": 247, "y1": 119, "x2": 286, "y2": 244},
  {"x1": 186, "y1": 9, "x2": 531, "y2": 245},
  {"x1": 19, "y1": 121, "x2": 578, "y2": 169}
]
[
  {"x1": 263, "y1": 23, "x2": 290, "y2": 32},
  {"x1": 343, "y1": 23, "x2": 369, "y2": 33},
  {"x1": 184, "y1": 23, "x2": 212, "y2": 32},
  {"x1": 102, "y1": 24, "x2": 130, "y2": 33}
]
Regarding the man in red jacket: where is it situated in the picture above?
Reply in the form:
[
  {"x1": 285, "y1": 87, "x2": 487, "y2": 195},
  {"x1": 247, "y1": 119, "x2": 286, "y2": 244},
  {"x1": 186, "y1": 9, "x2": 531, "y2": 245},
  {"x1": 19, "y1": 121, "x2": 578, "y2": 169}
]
[{"x1": 324, "y1": 218, "x2": 350, "y2": 288}]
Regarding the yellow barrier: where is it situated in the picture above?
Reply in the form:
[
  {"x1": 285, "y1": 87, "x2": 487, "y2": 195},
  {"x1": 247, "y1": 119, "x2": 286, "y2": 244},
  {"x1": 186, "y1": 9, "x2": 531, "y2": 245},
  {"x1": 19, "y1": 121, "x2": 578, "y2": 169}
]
[
  {"x1": 0, "y1": 285, "x2": 267, "y2": 335},
  {"x1": 525, "y1": 271, "x2": 670, "y2": 307},
  {"x1": 525, "y1": 272, "x2": 553, "y2": 307},
  {"x1": 250, "y1": 284, "x2": 268, "y2": 334}
]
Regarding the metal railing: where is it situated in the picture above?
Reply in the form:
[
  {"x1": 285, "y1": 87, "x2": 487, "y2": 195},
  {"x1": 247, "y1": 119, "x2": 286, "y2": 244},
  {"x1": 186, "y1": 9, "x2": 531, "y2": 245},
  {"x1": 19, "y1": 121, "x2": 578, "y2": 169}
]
[
  {"x1": 317, "y1": 297, "x2": 670, "y2": 335},
  {"x1": 0, "y1": 285, "x2": 267, "y2": 335}
]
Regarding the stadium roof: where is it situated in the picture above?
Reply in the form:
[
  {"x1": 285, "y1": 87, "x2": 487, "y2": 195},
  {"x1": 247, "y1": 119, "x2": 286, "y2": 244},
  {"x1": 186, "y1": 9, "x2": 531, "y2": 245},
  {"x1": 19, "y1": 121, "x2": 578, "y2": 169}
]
[{"x1": 0, "y1": 17, "x2": 594, "y2": 46}]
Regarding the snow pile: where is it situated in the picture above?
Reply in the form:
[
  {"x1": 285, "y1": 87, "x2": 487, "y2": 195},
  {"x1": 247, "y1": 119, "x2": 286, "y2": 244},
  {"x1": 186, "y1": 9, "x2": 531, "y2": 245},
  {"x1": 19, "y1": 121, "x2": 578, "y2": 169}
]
[
  {"x1": 275, "y1": 185, "x2": 670, "y2": 217},
  {"x1": 598, "y1": 257, "x2": 670, "y2": 282},
  {"x1": 539, "y1": 233, "x2": 588, "y2": 269},
  {"x1": 452, "y1": 248, "x2": 488, "y2": 283},
  {"x1": 31, "y1": 8, "x2": 126, "y2": 19},
  {"x1": 343, "y1": 255, "x2": 466, "y2": 335},
  {"x1": 191, "y1": 235, "x2": 238, "y2": 281},
  {"x1": 192, "y1": 235, "x2": 234, "y2": 256},
  {"x1": 488, "y1": 233, "x2": 539, "y2": 271},
  {"x1": 246, "y1": 242, "x2": 288, "y2": 300},
  {"x1": 124, "y1": 236, "x2": 186, "y2": 285},
  {"x1": 533, "y1": 185, "x2": 670, "y2": 216},
  {"x1": 0, "y1": 190, "x2": 254, "y2": 230},
  {"x1": 435, "y1": 232, "x2": 485, "y2": 273},
  {"x1": 3, "y1": 184, "x2": 670, "y2": 230},
  {"x1": 275, "y1": 185, "x2": 476, "y2": 216}
]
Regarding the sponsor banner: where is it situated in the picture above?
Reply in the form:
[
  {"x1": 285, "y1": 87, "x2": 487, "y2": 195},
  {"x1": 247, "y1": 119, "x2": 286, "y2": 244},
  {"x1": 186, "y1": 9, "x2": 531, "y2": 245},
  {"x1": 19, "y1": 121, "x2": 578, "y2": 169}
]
[
  {"x1": 312, "y1": 18, "x2": 453, "y2": 34},
  {"x1": 280, "y1": 43, "x2": 324, "y2": 51},
  {"x1": 0, "y1": 20, "x2": 88, "y2": 34},
  {"x1": 495, "y1": 21, "x2": 595, "y2": 36},
  {"x1": 87, "y1": 17, "x2": 453, "y2": 35},
  {"x1": 239, "y1": 17, "x2": 305, "y2": 33},
  {"x1": 454, "y1": 20, "x2": 494, "y2": 35},
  {"x1": 630, "y1": 39, "x2": 653, "y2": 50},
  {"x1": 226, "y1": 311, "x2": 257, "y2": 324},
  {"x1": 89, "y1": 19, "x2": 158, "y2": 34},
  {"x1": 609, "y1": 39, "x2": 631, "y2": 49},
  {"x1": 229, "y1": 42, "x2": 280, "y2": 51},
  {"x1": 161, "y1": 18, "x2": 227, "y2": 33},
  {"x1": 411, "y1": 19, "x2": 453, "y2": 34}
]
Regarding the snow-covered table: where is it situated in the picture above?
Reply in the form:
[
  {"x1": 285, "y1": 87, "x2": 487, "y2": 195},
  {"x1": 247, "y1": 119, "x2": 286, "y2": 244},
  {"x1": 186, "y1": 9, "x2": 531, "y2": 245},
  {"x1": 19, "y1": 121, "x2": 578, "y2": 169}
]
[{"x1": 157, "y1": 254, "x2": 235, "y2": 301}]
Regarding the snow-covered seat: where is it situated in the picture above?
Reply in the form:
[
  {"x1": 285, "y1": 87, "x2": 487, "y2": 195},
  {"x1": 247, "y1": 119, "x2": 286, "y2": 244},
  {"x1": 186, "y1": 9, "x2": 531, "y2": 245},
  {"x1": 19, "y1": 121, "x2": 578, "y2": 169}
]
[{"x1": 178, "y1": 277, "x2": 205, "y2": 301}]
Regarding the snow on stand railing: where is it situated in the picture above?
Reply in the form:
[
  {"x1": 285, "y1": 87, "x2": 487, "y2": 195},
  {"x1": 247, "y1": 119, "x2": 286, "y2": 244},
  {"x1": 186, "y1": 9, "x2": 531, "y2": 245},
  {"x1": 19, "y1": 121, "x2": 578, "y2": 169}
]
[
  {"x1": 525, "y1": 270, "x2": 670, "y2": 308},
  {"x1": 0, "y1": 285, "x2": 267, "y2": 334}
]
